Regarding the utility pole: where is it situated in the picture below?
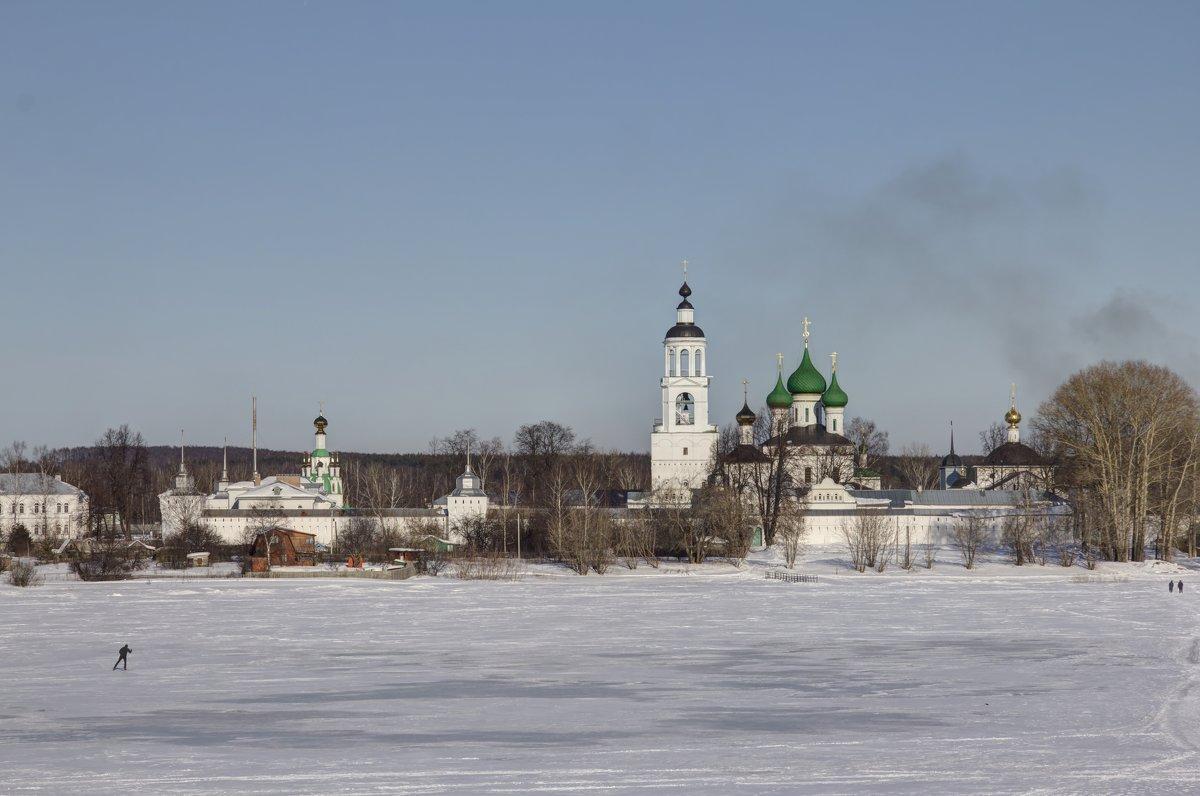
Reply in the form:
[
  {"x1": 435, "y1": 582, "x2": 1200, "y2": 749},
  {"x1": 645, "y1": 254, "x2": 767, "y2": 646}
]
[{"x1": 517, "y1": 514, "x2": 522, "y2": 560}]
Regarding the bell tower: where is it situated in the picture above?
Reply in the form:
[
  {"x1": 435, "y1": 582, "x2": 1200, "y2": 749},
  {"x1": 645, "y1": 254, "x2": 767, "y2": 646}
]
[{"x1": 649, "y1": 262, "x2": 718, "y2": 502}]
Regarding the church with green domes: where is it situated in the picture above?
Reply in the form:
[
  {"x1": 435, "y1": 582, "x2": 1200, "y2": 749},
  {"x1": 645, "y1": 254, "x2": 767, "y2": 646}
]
[{"x1": 723, "y1": 317, "x2": 879, "y2": 490}]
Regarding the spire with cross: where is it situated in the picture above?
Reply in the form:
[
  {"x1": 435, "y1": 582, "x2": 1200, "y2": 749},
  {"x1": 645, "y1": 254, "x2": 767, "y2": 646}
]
[
  {"x1": 830, "y1": 351, "x2": 838, "y2": 373},
  {"x1": 802, "y1": 316, "x2": 811, "y2": 347}
]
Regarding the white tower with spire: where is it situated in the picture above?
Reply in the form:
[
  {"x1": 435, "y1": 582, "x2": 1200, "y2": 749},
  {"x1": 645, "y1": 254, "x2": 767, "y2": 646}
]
[
  {"x1": 650, "y1": 262, "x2": 718, "y2": 502},
  {"x1": 301, "y1": 403, "x2": 344, "y2": 507},
  {"x1": 158, "y1": 429, "x2": 205, "y2": 537}
]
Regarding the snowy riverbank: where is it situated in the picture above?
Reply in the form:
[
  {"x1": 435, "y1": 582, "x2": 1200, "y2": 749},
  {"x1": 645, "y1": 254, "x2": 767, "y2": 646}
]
[{"x1": 3, "y1": 554, "x2": 1200, "y2": 793}]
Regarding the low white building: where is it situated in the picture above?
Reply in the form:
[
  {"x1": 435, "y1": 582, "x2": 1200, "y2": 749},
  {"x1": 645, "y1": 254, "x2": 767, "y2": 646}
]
[
  {"x1": 0, "y1": 473, "x2": 89, "y2": 540},
  {"x1": 159, "y1": 413, "x2": 488, "y2": 548},
  {"x1": 765, "y1": 477, "x2": 1068, "y2": 549}
]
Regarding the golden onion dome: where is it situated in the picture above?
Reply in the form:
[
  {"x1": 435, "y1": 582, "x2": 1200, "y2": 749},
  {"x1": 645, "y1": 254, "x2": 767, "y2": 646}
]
[{"x1": 1005, "y1": 407, "x2": 1021, "y2": 426}]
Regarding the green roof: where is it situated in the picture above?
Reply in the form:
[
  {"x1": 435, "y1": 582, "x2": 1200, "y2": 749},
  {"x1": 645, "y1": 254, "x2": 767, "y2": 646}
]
[
  {"x1": 787, "y1": 348, "x2": 827, "y2": 395},
  {"x1": 766, "y1": 373, "x2": 793, "y2": 409},
  {"x1": 822, "y1": 371, "x2": 848, "y2": 408}
]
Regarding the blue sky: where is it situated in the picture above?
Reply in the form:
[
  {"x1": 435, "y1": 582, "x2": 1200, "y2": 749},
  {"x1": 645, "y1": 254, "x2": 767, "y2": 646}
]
[{"x1": 2, "y1": 1, "x2": 1198, "y2": 454}]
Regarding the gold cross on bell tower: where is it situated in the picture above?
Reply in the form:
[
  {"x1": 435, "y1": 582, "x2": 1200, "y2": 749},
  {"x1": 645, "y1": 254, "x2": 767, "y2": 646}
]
[{"x1": 681, "y1": 259, "x2": 688, "y2": 280}]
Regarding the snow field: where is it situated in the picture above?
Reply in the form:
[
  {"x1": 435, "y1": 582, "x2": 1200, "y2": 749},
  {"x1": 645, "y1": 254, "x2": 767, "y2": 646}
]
[{"x1": 2, "y1": 559, "x2": 1198, "y2": 794}]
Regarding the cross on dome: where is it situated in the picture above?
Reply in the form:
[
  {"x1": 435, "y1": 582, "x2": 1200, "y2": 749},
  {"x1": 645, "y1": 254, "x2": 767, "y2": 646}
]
[{"x1": 802, "y1": 316, "x2": 811, "y2": 347}]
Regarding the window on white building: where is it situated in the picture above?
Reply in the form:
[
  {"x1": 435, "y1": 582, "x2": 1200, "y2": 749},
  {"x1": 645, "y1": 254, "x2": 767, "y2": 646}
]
[
  {"x1": 680, "y1": 349, "x2": 690, "y2": 377},
  {"x1": 695, "y1": 350, "x2": 703, "y2": 376},
  {"x1": 668, "y1": 349, "x2": 676, "y2": 377}
]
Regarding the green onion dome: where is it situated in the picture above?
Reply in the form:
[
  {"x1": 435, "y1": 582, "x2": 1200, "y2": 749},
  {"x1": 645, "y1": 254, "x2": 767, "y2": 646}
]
[
  {"x1": 822, "y1": 371, "x2": 848, "y2": 408},
  {"x1": 787, "y1": 348, "x2": 827, "y2": 395},
  {"x1": 766, "y1": 373, "x2": 794, "y2": 409}
]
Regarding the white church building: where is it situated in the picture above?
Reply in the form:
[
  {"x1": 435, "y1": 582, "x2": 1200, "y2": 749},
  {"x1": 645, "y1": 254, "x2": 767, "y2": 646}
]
[
  {"x1": 160, "y1": 413, "x2": 487, "y2": 548},
  {"x1": 644, "y1": 271, "x2": 1066, "y2": 548}
]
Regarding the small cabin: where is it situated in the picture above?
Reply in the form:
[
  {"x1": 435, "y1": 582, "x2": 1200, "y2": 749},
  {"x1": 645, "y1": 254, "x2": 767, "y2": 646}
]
[
  {"x1": 186, "y1": 551, "x2": 211, "y2": 568},
  {"x1": 420, "y1": 534, "x2": 458, "y2": 554},
  {"x1": 250, "y1": 529, "x2": 317, "y2": 571}
]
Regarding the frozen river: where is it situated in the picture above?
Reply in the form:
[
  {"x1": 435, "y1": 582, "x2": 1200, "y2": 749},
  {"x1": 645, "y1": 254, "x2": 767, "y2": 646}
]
[{"x1": 2, "y1": 565, "x2": 1198, "y2": 793}]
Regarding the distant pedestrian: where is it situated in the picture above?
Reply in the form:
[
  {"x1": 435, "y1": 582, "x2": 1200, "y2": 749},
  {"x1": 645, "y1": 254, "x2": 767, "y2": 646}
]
[
  {"x1": 1179, "y1": 580, "x2": 1185, "y2": 594},
  {"x1": 112, "y1": 644, "x2": 132, "y2": 670},
  {"x1": 1170, "y1": 581, "x2": 1175, "y2": 593}
]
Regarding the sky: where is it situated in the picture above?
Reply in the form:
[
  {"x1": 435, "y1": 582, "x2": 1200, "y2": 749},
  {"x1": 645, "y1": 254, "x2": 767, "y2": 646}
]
[{"x1": 2, "y1": 1, "x2": 1198, "y2": 455}]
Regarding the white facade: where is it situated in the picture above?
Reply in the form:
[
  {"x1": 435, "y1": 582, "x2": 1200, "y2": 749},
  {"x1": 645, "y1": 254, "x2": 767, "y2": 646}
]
[
  {"x1": 0, "y1": 474, "x2": 89, "y2": 539},
  {"x1": 159, "y1": 415, "x2": 487, "y2": 548},
  {"x1": 770, "y1": 477, "x2": 1069, "y2": 548},
  {"x1": 650, "y1": 280, "x2": 718, "y2": 500}
]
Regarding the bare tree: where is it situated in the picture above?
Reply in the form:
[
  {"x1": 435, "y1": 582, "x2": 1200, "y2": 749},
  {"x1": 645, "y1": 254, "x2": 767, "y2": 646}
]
[
  {"x1": 842, "y1": 512, "x2": 892, "y2": 573},
  {"x1": 846, "y1": 417, "x2": 890, "y2": 466},
  {"x1": 895, "y1": 443, "x2": 938, "y2": 492},
  {"x1": 922, "y1": 540, "x2": 937, "y2": 569},
  {"x1": 775, "y1": 499, "x2": 808, "y2": 569},
  {"x1": 899, "y1": 527, "x2": 914, "y2": 570},
  {"x1": 88, "y1": 426, "x2": 150, "y2": 539},
  {"x1": 513, "y1": 420, "x2": 577, "y2": 505},
  {"x1": 1035, "y1": 361, "x2": 1200, "y2": 562},
  {"x1": 952, "y1": 513, "x2": 988, "y2": 569},
  {"x1": 1001, "y1": 493, "x2": 1041, "y2": 566},
  {"x1": 696, "y1": 483, "x2": 751, "y2": 566},
  {"x1": 750, "y1": 409, "x2": 795, "y2": 546},
  {"x1": 979, "y1": 422, "x2": 1007, "y2": 455}
]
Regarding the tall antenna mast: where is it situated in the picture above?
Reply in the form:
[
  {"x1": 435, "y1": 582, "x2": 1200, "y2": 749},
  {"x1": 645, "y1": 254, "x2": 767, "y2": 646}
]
[{"x1": 251, "y1": 396, "x2": 260, "y2": 485}]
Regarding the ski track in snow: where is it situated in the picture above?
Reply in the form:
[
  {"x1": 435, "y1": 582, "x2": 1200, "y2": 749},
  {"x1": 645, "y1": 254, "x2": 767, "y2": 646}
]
[{"x1": 1, "y1": 564, "x2": 1197, "y2": 794}]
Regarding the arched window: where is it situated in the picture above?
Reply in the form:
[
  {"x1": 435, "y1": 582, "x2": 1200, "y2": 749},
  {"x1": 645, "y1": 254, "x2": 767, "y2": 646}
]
[
  {"x1": 831, "y1": 418, "x2": 837, "y2": 432},
  {"x1": 805, "y1": 466, "x2": 813, "y2": 484},
  {"x1": 675, "y1": 393, "x2": 695, "y2": 425},
  {"x1": 669, "y1": 349, "x2": 676, "y2": 377},
  {"x1": 805, "y1": 407, "x2": 810, "y2": 423},
  {"x1": 695, "y1": 349, "x2": 703, "y2": 376},
  {"x1": 680, "y1": 349, "x2": 690, "y2": 377}
]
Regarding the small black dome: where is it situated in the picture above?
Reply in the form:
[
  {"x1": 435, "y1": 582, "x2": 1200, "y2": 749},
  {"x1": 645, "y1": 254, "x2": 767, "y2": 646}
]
[
  {"x1": 677, "y1": 298, "x2": 694, "y2": 310},
  {"x1": 940, "y1": 452, "x2": 963, "y2": 469},
  {"x1": 678, "y1": 281, "x2": 692, "y2": 298},
  {"x1": 736, "y1": 402, "x2": 757, "y2": 425},
  {"x1": 666, "y1": 323, "x2": 705, "y2": 338}
]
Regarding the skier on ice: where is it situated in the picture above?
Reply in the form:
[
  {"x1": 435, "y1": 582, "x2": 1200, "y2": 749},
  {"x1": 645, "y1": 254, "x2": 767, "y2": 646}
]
[{"x1": 112, "y1": 644, "x2": 132, "y2": 670}]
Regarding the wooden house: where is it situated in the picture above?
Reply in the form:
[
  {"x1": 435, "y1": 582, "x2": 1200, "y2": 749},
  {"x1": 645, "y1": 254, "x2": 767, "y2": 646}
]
[{"x1": 249, "y1": 529, "x2": 317, "y2": 571}]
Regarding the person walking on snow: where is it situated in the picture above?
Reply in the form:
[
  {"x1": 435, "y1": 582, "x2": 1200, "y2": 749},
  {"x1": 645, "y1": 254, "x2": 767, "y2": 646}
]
[
  {"x1": 112, "y1": 644, "x2": 132, "y2": 670},
  {"x1": 1179, "y1": 580, "x2": 1184, "y2": 594},
  {"x1": 1169, "y1": 581, "x2": 1175, "y2": 593}
]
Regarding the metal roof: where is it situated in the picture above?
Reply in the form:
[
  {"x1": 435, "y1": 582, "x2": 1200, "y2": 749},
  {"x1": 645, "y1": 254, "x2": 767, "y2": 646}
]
[{"x1": 0, "y1": 474, "x2": 84, "y2": 496}]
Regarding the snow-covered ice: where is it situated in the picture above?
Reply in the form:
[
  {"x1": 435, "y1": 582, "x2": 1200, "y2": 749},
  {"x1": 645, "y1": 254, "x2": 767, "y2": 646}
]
[{"x1": 2, "y1": 556, "x2": 1199, "y2": 794}]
